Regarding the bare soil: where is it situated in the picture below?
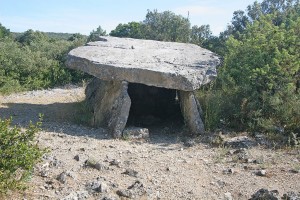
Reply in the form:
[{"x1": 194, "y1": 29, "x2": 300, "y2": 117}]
[{"x1": 0, "y1": 86, "x2": 299, "y2": 200}]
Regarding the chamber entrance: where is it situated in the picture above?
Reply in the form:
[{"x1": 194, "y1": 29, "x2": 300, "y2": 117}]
[{"x1": 127, "y1": 83, "x2": 184, "y2": 127}]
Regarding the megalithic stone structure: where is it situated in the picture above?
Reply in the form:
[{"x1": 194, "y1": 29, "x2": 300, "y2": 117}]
[{"x1": 66, "y1": 36, "x2": 220, "y2": 138}]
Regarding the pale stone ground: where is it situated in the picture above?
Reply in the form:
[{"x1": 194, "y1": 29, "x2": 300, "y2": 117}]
[{"x1": 0, "y1": 86, "x2": 299, "y2": 200}]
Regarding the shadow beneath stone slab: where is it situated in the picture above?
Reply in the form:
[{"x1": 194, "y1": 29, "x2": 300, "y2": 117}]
[
  {"x1": 0, "y1": 102, "x2": 107, "y2": 139},
  {"x1": 0, "y1": 102, "x2": 186, "y2": 145}
]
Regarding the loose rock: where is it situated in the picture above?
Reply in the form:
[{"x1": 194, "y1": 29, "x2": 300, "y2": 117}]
[
  {"x1": 282, "y1": 191, "x2": 300, "y2": 200},
  {"x1": 116, "y1": 189, "x2": 132, "y2": 198},
  {"x1": 289, "y1": 169, "x2": 300, "y2": 174},
  {"x1": 74, "y1": 155, "x2": 80, "y2": 161},
  {"x1": 256, "y1": 170, "x2": 267, "y2": 177},
  {"x1": 224, "y1": 136, "x2": 256, "y2": 149},
  {"x1": 224, "y1": 192, "x2": 233, "y2": 200},
  {"x1": 116, "y1": 180, "x2": 146, "y2": 199},
  {"x1": 123, "y1": 127, "x2": 149, "y2": 139},
  {"x1": 122, "y1": 168, "x2": 138, "y2": 177},
  {"x1": 61, "y1": 190, "x2": 89, "y2": 200},
  {"x1": 250, "y1": 188, "x2": 279, "y2": 200},
  {"x1": 109, "y1": 159, "x2": 121, "y2": 167},
  {"x1": 223, "y1": 168, "x2": 235, "y2": 174},
  {"x1": 95, "y1": 162, "x2": 109, "y2": 170},
  {"x1": 57, "y1": 172, "x2": 67, "y2": 184}
]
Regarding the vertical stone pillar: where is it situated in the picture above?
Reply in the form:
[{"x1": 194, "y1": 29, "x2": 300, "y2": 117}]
[
  {"x1": 85, "y1": 78, "x2": 131, "y2": 138},
  {"x1": 107, "y1": 81, "x2": 131, "y2": 138},
  {"x1": 178, "y1": 91, "x2": 205, "y2": 135}
]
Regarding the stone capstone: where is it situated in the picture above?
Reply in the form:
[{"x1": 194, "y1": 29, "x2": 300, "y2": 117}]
[{"x1": 67, "y1": 36, "x2": 220, "y2": 91}]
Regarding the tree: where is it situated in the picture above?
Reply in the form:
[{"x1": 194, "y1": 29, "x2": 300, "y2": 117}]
[
  {"x1": 109, "y1": 10, "x2": 192, "y2": 43},
  {"x1": 198, "y1": 0, "x2": 300, "y2": 136},
  {"x1": 221, "y1": 0, "x2": 299, "y2": 39},
  {"x1": 87, "y1": 26, "x2": 107, "y2": 42},
  {"x1": 17, "y1": 29, "x2": 48, "y2": 45},
  {"x1": 110, "y1": 22, "x2": 143, "y2": 39},
  {"x1": 204, "y1": 0, "x2": 300, "y2": 56},
  {"x1": 190, "y1": 25, "x2": 212, "y2": 46},
  {"x1": 142, "y1": 10, "x2": 191, "y2": 42},
  {"x1": 67, "y1": 33, "x2": 85, "y2": 41},
  {"x1": 204, "y1": 6, "x2": 300, "y2": 133},
  {"x1": 0, "y1": 23, "x2": 10, "y2": 39}
]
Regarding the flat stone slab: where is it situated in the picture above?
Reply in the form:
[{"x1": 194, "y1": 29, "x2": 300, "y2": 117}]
[{"x1": 66, "y1": 36, "x2": 220, "y2": 91}]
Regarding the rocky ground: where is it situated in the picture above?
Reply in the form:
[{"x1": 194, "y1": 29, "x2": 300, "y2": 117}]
[{"x1": 0, "y1": 85, "x2": 299, "y2": 200}]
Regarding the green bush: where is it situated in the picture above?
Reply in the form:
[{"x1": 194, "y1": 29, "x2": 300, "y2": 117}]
[
  {"x1": 198, "y1": 8, "x2": 300, "y2": 138},
  {"x1": 0, "y1": 116, "x2": 45, "y2": 194},
  {"x1": 0, "y1": 28, "x2": 89, "y2": 95}
]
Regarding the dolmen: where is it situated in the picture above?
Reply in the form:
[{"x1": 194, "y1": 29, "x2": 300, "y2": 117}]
[{"x1": 66, "y1": 36, "x2": 220, "y2": 138}]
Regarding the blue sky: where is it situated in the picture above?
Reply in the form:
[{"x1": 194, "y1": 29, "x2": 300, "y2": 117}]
[{"x1": 0, "y1": 0, "x2": 260, "y2": 36}]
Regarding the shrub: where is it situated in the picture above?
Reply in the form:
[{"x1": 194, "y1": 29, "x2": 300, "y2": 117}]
[
  {"x1": 0, "y1": 28, "x2": 90, "y2": 95},
  {"x1": 198, "y1": 10, "x2": 300, "y2": 140},
  {"x1": 0, "y1": 116, "x2": 45, "y2": 194}
]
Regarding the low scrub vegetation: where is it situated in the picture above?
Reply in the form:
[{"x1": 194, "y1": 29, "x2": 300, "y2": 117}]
[
  {"x1": 0, "y1": 116, "x2": 45, "y2": 194},
  {"x1": 197, "y1": 0, "x2": 300, "y2": 144},
  {"x1": 0, "y1": 26, "x2": 90, "y2": 94}
]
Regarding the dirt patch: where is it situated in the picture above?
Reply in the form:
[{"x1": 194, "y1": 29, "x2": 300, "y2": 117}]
[{"x1": 0, "y1": 86, "x2": 299, "y2": 199}]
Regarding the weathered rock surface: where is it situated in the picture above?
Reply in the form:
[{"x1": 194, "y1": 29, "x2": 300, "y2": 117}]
[
  {"x1": 85, "y1": 78, "x2": 131, "y2": 137},
  {"x1": 66, "y1": 36, "x2": 220, "y2": 91},
  {"x1": 179, "y1": 91, "x2": 204, "y2": 134}
]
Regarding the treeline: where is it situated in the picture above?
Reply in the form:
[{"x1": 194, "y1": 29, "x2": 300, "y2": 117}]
[
  {"x1": 0, "y1": 26, "x2": 89, "y2": 94},
  {"x1": 109, "y1": 9, "x2": 211, "y2": 47}
]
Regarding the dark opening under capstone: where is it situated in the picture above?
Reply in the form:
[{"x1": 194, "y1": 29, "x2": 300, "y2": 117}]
[{"x1": 127, "y1": 83, "x2": 184, "y2": 127}]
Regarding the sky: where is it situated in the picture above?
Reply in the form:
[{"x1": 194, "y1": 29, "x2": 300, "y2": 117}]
[{"x1": 0, "y1": 0, "x2": 261, "y2": 36}]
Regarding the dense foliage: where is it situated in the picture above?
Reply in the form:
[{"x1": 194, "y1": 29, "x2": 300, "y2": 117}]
[
  {"x1": 199, "y1": 0, "x2": 300, "y2": 137},
  {"x1": 0, "y1": 117, "x2": 45, "y2": 193},
  {"x1": 87, "y1": 25, "x2": 107, "y2": 42},
  {"x1": 110, "y1": 10, "x2": 210, "y2": 44},
  {"x1": 110, "y1": 22, "x2": 144, "y2": 39},
  {"x1": 0, "y1": 27, "x2": 88, "y2": 94}
]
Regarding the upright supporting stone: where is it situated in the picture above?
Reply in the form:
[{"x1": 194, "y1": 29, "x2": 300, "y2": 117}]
[
  {"x1": 179, "y1": 91, "x2": 205, "y2": 135},
  {"x1": 85, "y1": 78, "x2": 131, "y2": 138},
  {"x1": 108, "y1": 81, "x2": 131, "y2": 138}
]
